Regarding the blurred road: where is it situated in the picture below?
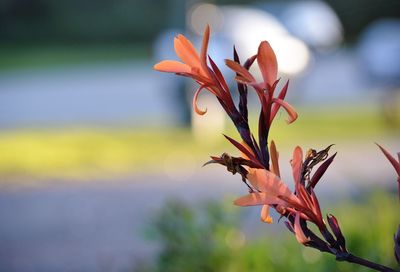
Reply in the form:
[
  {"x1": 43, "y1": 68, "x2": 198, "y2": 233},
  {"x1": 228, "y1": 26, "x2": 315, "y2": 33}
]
[
  {"x1": 0, "y1": 140, "x2": 398, "y2": 272},
  {"x1": 0, "y1": 61, "x2": 178, "y2": 128},
  {"x1": 0, "y1": 50, "x2": 380, "y2": 129},
  {"x1": 0, "y1": 170, "x2": 244, "y2": 272}
]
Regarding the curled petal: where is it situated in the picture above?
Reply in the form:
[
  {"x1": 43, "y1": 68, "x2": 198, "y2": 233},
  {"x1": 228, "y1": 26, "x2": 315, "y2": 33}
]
[
  {"x1": 154, "y1": 60, "x2": 191, "y2": 73},
  {"x1": 257, "y1": 41, "x2": 278, "y2": 87},
  {"x1": 193, "y1": 85, "x2": 208, "y2": 115},
  {"x1": 225, "y1": 59, "x2": 256, "y2": 83},
  {"x1": 261, "y1": 205, "x2": 273, "y2": 223},
  {"x1": 294, "y1": 212, "x2": 309, "y2": 244},
  {"x1": 271, "y1": 98, "x2": 298, "y2": 124},
  {"x1": 270, "y1": 80, "x2": 289, "y2": 122}
]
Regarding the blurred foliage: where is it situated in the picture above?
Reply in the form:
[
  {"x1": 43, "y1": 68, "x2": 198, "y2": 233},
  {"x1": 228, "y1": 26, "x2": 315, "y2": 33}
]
[
  {"x1": 0, "y1": 105, "x2": 397, "y2": 181},
  {"x1": 139, "y1": 192, "x2": 399, "y2": 271},
  {"x1": 324, "y1": 0, "x2": 400, "y2": 43},
  {"x1": 0, "y1": 0, "x2": 398, "y2": 71},
  {"x1": 0, "y1": 0, "x2": 169, "y2": 43},
  {"x1": 0, "y1": 44, "x2": 148, "y2": 71},
  {"x1": 0, "y1": 0, "x2": 399, "y2": 45},
  {"x1": 143, "y1": 200, "x2": 239, "y2": 272}
]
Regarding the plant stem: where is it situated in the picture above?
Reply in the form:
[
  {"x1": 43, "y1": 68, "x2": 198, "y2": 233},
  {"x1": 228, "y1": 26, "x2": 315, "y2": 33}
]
[{"x1": 342, "y1": 253, "x2": 397, "y2": 272}]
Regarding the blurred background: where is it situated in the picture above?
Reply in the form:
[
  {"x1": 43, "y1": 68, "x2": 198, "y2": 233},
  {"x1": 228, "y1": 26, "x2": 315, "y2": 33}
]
[{"x1": 0, "y1": 0, "x2": 399, "y2": 271}]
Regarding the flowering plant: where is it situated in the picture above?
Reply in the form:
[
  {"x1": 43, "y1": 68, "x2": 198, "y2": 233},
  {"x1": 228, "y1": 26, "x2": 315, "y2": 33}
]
[{"x1": 154, "y1": 25, "x2": 399, "y2": 272}]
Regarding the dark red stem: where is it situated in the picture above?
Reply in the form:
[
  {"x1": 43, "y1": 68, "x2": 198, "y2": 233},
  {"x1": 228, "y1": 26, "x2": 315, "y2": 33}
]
[{"x1": 340, "y1": 253, "x2": 398, "y2": 272}]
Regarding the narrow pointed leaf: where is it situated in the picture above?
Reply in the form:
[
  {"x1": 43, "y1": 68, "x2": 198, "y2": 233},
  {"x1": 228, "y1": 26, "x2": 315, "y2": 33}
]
[
  {"x1": 154, "y1": 60, "x2": 192, "y2": 73},
  {"x1": 327, "y1": 214, "x2": 346, "y2": 250},
  {"x1": 258, "y1": 109, "x2": 269, "y2": 168},
  {"x1": 376, "y1": 143, "x2": 400, "y2": 177},
  {"x1": 223, "y1": 134, "x2": 264, "y2": 168},
  {"x1": 208, "y1": 56, "x2": 229, "y2": 93},
  {"x1": 309, "y1": 153, "x2": 337, "y2": 189},
  {"x1": 233, "y1": 47, "x2": 249, "y2": 122},
  {"x1": 233, "y1": 46, "x2": 240, "y2": 63},
  {"x1": 243, "y1": 54, "x2": 257, "y2": 69}
]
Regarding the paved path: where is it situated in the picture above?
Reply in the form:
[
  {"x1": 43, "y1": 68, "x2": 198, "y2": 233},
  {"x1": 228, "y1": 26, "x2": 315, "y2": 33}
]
[
  {"x1": 0, "y1": 170, "x2": 244, "y2": 272},
  {"x1": 0, "y1": 52, "x2": 380, "y2": 129},
  {"x1": 0, "y1": 61, "x2": 180, "y2": 128}
]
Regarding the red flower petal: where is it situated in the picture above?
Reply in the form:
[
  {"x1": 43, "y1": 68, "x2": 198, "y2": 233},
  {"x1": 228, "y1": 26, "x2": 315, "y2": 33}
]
[
  {"x1": 257, "y1": 41, "x2": 278, "y2": 87},
  {"x1": 270, "y1": 140, "x2": 280, "y2": 177},
  {"x1": 174, "y1": 36, "x2": 201, "y2": 70},
  {"x1": 291, "y1": 146, "x2": 303, "y2": 186},
  {"x1": 200, "y1": 25, "x2": 210, "y2": 77},
  {"x1": 225, "y1": 59, "x2": 255, "y2": 83},
  {"x1": 234, "y1": 192, "x2": 284, "y2": 207},
  {"x1": 294, "y1": 212, "x2": 309, "y2": 244},
  {"x1": 246, "y1": 169, "x2": 287, "y2": 193},
  {"x1": 153, "y1": 60, "x2": 191, "y2": 73},
  {"x1": 260, "y1": 205, "x2": 273, "y2": 223}
]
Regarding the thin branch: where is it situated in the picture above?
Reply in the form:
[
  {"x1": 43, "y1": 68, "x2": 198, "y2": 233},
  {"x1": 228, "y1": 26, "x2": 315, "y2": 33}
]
[{"x1": 339, "y1": 253, "x2": 397, "y2": 272}]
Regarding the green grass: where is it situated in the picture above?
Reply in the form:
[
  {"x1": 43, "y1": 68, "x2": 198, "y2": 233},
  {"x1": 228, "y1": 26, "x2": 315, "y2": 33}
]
[
  {"x1": 0, "y1": 127, "x2": 227, "y2": 180},
  {"x1": 0, "y1": 105, "x2": 397, "y2": 180},
  {"x1": 0, "y1": 44, "x2": 149, "y2": 71}
]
